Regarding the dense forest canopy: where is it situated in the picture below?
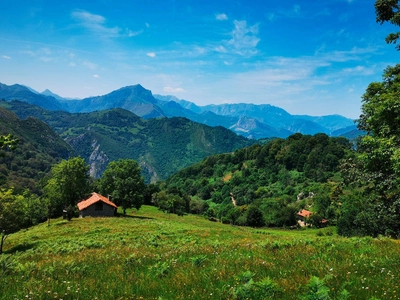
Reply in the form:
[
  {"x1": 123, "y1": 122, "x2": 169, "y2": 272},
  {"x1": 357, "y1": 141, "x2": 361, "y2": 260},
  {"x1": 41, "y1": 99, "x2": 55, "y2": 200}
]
[{"x1": 161, "y1": 133, "x2": 353, "y2": 227}]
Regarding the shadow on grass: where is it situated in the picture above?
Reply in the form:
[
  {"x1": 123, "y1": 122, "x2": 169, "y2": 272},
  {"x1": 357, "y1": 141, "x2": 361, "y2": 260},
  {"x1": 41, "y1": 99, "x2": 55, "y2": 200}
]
[
  {"x1": 116, "y1": 213, "x2": 154, "y2": 220},
  {"x1": 5, "y1": 242, "x2": 36, "y2": 254}
]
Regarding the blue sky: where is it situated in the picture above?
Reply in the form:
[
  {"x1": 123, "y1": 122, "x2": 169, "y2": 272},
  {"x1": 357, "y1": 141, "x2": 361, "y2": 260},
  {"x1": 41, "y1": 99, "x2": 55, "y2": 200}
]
[{"x1": 0, "y1": 0, "x2": 398, "y2": 118}]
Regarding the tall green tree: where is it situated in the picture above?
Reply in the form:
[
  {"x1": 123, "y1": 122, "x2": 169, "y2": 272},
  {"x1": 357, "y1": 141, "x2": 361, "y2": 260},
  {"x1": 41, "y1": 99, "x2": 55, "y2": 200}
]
[
  {"x1": 375, "y1": 0, "x2": 400, "y2": 49},
  {"x1": 0, "y1": 189, "x2": 28, "y2": 254},
  {"x1": 152, "y1": 191, "x2": 187, "y2": 217},
  {"x1": 337, "y1": 0, "x2": 400, "y2": 237},
  {"x1": 0, "y1": 134, "x2": 19, "y2": 156},
  {"x1": 98, "y1": 159, "x2": 145, "y2": 214},
  {"x1": 44, "y1": 157, "x2": 90, "y2": 217},
  {"x1": 351, "y1": 65, "x2": 400, "y2": 236}
]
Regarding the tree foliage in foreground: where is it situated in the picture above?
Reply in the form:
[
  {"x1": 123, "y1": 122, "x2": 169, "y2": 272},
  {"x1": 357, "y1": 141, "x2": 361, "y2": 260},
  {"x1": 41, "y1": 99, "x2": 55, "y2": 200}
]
[
  {"x1": 339, "y1": 65, "x2": 400, "y2": 237},
  {"x1": 0, "y1": 189, "x2": 46, "y2": 254},
  {"x1": 375, "y1": 0, "x2": 400, "y2": 49},
  {"x1": 0, "y1": 189, "x2": 27, "y2": 254},
  {"x1": 97, "y1": 159, "x2": 146, "y2": 214},
  {"x1": 44, "y1": 157, "x2": 90, "y2": 217},
  {"x1": 338, "y1": 0, "x2": 400, "y2": 237}
]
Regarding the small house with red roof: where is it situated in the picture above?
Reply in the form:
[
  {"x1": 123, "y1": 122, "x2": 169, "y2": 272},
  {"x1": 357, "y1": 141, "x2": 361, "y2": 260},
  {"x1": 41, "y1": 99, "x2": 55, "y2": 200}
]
[
  {"x1": 297, "y1": 209, "x2": 312, "y2": 227},
  {"x1": 77, "y1": 192, "x2": 118, "y2": 218},
  {"x1": 297, "y1": 209, "x2": 329, "y2": 227}
]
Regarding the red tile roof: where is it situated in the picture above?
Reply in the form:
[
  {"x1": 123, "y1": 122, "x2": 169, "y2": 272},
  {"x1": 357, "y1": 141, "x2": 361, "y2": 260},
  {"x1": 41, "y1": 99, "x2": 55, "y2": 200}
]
[
  {"x1": 77, "y1": 192, "x2": 118, "y2": 211},
  {"x1": 297, "y1": 209, "x2": 312, "y2": 218}
]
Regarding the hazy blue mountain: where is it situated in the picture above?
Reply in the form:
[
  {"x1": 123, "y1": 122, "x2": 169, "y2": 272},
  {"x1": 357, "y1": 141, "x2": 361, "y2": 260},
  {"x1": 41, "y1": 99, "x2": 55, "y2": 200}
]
[
  {"x1": 154, "y1": 95, "x2": 203, "y2": 114},
  {"x1": 286, "y1": 118, "x2": 329, "y2": 135},
  {"x1": 191, "y1": 111, "x2": 238, "y2": 129},
  {"x1": 155, "y1": 99, "x2": 198, "y2": 119},
  {"x1": 200, "y1": 103, "x2": 293, "y2": 127},
  {"x1": 41, "y1": 89, "x2": 76, "y2": 101},
  {"x1": 0, "y1": 83, "x2": 63, "y2": 110},
  {"x1": 62, "y1": 85, "x2": 165, "y2": 119},
  {"x1": 159, "y1": 97, "x2": 357, "y2": 138},
  {"x1": 229, "y1": 116, "x2": 293, "y2": 139},
  {"x1": 1, "y1": 82, "x2": 358, "y2": 140},
  {"x1": 294, "y1": 114, "x2": 355, "y2": 133}
]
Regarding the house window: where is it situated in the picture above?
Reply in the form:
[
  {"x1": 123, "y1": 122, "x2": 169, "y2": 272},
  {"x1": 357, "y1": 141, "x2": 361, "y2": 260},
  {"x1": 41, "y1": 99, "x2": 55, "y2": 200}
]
[{"x1": 95, "y1": 202, "x2": 103, "y2": 211}]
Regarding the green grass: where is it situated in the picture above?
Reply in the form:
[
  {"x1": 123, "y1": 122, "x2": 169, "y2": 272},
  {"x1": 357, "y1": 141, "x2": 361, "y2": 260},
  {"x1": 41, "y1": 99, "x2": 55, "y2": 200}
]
[{"x1": 1, "y1": 206, "x2": 400, "y2": 299}]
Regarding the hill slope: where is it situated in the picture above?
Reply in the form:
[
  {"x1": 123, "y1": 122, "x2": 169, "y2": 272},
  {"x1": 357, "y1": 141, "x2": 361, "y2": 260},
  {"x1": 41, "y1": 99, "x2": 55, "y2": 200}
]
[
  {"x1": 1, "y1": 100, "x2": 252, "y2": 182},
  {"x1": 0, "y1": 106, "x2": 75, "y2": 193},
  {"x1": 2, "y1": 205, "x2": 399, "y2": 299}
]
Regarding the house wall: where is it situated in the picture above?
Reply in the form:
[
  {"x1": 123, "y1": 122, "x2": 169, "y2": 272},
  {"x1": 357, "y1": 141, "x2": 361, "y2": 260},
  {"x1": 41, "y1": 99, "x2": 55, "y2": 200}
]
[{"x1": 80, "y1": 203, "x2": 116, "y2": 217}]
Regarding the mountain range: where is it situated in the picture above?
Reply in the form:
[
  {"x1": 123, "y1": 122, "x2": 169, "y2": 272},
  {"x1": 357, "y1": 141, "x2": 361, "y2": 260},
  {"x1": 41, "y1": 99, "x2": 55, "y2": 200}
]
[{"x1": 0, "y1": 82, "x2": 360, "y2": 139}]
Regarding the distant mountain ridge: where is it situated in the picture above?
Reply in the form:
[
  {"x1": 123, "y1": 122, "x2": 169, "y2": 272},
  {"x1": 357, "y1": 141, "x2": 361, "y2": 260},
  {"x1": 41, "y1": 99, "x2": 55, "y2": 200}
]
[{"x1": 0, "y1": 82, "x2": 359, "y2": 139}]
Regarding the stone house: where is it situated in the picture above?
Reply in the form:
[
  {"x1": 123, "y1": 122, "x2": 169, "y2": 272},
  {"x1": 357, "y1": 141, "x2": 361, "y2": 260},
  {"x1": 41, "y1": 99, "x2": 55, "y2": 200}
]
[{"x1": 77, "y1": 192, "x2": 118, "y2": 217}]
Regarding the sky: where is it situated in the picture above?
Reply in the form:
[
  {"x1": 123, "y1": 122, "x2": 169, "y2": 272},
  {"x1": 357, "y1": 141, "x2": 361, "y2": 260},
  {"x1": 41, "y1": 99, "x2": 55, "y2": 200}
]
[{"x1": 0, "y1": 0, "x2": 398, "y2": 118}]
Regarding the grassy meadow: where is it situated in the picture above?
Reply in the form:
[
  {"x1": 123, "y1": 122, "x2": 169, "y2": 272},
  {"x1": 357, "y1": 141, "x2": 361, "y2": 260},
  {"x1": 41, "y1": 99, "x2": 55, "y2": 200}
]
[{"x1": 1, "y1": 206, "x2": 400, "y2": 300}]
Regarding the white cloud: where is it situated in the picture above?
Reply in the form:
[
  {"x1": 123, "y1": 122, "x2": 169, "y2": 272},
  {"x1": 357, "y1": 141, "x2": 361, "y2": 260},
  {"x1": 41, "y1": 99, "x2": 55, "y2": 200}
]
[
  {"x1": 342, "y1": 65, "x2": 374, "y2": 75},
  {"x1": 93, "y1": 74, "x2": 100, "y2": 78},
  {"x1": 71, "y1": 10, "x2": 141, "y2": 38},
  {"x1": 83, "y1": 61, "x2": 97, "y2": 69},
  {"x1": 147, "y1": 52, "x2": 156, "y2": 57},
  {"x1": 214, "y1": 45, "x2": 227, "y2": 53},
  {"x1": 1, "y1": 55, "x2": 11, "y2": 59},
  {"x1": 266, "y1": 13, "x2": 275, "y2": 22},
  {"x1": 69, "y1": 62, "x2": 76, "y2": 67},
  {"x1": 216, "y1": 13, "x2": 228, "y2": 21},
  {"x1": 126, "y1": 29, "x2": 143, "y2": 37},
  {"x1": 163, "y1": 86, "x2": 185, "y2": 93},
  {"x1": 228, "y1": 20, "x2": 260, "y2": 55}
]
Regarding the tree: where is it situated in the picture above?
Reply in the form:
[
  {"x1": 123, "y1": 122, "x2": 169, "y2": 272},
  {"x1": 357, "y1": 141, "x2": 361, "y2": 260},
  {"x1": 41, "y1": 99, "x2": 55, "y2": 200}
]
[
  {"x1": 0, "y1": 134, "x2": 19, "y2": 150},
  {"x1": 152, "y1": 191, "x2": 187, "y2": 217},
  {"x1": 44, "y1": 157, "x2": 90, "y2": 217},
  {"x1": 375, "y1": 0, "x2": 400, "y2": 49},
  {"x1": 337, "y1": 1, "x2": 400, "y2": 237},
  {"x1": 339, "y1": 65, "x2": 400, "y2": 236},
  {"x1": 98, "y1": 159, "x2": 145, "y2": 214},
  {"x1": 245, "y1": 205, "x2": 265, "y2": 227},
  {"x1": 0, "y1": 189, "x2": 28, "y2": 254},
  {"x1": 0, "y1": 134, "x2": 19, "y2": 157}
]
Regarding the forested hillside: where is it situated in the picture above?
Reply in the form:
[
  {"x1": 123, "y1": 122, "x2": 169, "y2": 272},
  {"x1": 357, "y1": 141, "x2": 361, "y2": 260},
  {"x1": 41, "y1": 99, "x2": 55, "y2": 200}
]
[
  {"x1": 0, "y1": 100, "x2": 252, "y2": 181},
  {"x1": 0, "y1": 107, "x2": 75, "y2": 193},
  {"x1": 163, "y1": 133, "x2": 353, "y2": 227}
]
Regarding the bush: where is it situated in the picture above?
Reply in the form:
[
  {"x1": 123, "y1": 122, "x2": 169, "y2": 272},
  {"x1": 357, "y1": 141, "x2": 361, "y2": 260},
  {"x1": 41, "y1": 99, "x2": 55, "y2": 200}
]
[
  {"x1": 230, "y1": 271, "x2": 281, "y2": 299},
  {"x1": 246, "y1": 205, "x2": 265, "y2": 227}
]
